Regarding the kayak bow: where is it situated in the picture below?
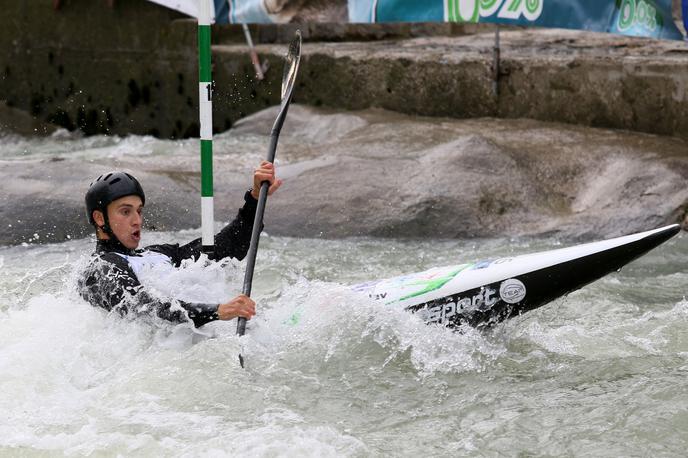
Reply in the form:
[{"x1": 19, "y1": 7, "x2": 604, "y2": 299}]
[{"x1": 353, "y1": 225, "x2": 681, "y2": 329}]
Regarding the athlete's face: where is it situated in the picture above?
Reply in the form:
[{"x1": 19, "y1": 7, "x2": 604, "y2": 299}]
[{"x1": 105, "y1": 195, "x2": 144, "y2": 249}]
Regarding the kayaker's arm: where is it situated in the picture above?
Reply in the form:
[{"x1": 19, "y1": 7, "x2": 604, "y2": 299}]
[
  {"x1": 209, "y1": 189, "x2": 261, "y2": 261},
  {"x1": 147, "y1": 190, "x2": 260, "y2": 265},
  {"x1": 79, "y1": 252, "x2": 221, "y2": 327},
  {"x1": 148, "y1": 162, "x2": 281, "y2": 264}
]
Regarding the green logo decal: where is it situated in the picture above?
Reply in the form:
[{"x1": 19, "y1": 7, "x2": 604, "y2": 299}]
[
  {"x1": 283, "y1": 308, "x2": 303, "y2": 326},
  {"x1": 391, "y1": 265, "x2": 471, "y2": 304},
  {"x1": 525, "y1": 0, "x2": 540, "y2": 14},
  {"x1": 618, "y1": 0, "x2": 635, "y2": 29},
  {"x1": 448, "y1": 0, "x2": 479, "y2": 22},
  {"x1": 447, "y1": 0, "x2": 543, "y2": 23},
  {"x1": 617, "y1": 0, "x2": 661, "y2": 33}
]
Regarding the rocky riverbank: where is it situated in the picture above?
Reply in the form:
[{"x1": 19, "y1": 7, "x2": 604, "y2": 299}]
[{"x1": 1, "y1": 105, "x2": 686, "y2": 246}]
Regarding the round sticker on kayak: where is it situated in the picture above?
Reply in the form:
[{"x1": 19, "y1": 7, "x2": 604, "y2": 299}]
[{"x1": 499, "y1": 278, "x2": 526, "y2": 304}]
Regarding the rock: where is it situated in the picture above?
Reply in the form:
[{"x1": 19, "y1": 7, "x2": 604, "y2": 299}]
[
  {"x1": 263, "y1": 106, "x2": 688, "y2": 240},
  {"x1": 1, "y1": 104, "x2": 686, "y2": 246},
  {"x1": 0, "y1": 101, "x2": 60, "y2": 136}
]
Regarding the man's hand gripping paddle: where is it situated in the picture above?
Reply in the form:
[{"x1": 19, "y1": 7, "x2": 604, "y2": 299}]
[{"x1": 237, "y1": 31, "x2": 302, "y2": 368}]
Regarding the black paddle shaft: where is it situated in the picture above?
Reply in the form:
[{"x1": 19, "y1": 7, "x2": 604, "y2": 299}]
[
  {"x1": 236, "y1": 32, "x2": 301, "y2": 359},
  {"x1": 239, "y1": 126, "x2": 287, "y2": 299}
]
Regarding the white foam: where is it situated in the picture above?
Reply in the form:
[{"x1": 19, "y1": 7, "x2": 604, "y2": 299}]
[{"x1": 0, "y1": 230, "x2": 685, "y2": 455}]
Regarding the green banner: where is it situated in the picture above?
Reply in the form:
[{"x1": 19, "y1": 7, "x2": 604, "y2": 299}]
[
  {"x1": 351, "y1": 0, "x2": 684, "y2": 40},
  {"x1": 221, "y1": 0, "x2": 685, "y2": 41}
]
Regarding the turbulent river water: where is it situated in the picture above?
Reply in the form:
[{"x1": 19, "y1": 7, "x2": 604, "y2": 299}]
[{"x1": 1, "y1": 130, "x2": 687, "y2": 456}]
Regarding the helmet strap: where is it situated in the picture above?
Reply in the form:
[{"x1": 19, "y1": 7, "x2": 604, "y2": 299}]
[
  {"x1": 101, "y1": 210, "x2": 114, "y2": 236},
  {"x1": 95, "y1": 208, "x2": 121, "y2": 247}
]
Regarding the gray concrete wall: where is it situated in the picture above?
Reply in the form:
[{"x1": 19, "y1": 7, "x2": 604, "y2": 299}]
[
  {"x1": 0, "y1": 0, "x2": 263, "y2": 138},
  {"x1": 229, "y1": 29, "x2": 688, "y2": 139},
  {"x1": 0, "y1": 1, "x2": 493, "y2": 138},
  {"x1": 2, "y1": 0, "x2": 688, "y2": 140}
]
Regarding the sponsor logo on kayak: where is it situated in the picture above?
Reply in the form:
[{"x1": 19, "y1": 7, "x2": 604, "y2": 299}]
[
  {"x1": 499, "y1": 278, "x2": 526, "y2": 304},
  {"x1": 425, "y1": 286, "x2": 498, "y2": 324},
  {"x1": 370, "y1": 266, "x2": 469, "y2": 305}
]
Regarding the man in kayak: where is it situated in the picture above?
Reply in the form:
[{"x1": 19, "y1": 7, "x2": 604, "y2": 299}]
[{"x1": 78, "y1": 162, "x2": 281, "y2": 327}]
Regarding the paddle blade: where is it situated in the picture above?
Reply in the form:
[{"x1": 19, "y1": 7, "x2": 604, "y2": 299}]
[{"x1": 281, "y1": 30, "x2": 302, "y2": 101}]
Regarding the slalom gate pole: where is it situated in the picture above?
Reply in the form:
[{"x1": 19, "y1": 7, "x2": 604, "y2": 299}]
[{"x1": 198, "y1": 0, "x2": 214, "y2": 253}]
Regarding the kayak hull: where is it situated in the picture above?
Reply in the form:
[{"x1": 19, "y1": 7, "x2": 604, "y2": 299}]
[{"x1": 355, "y1": 225, "x2": 681, "y2": 329}]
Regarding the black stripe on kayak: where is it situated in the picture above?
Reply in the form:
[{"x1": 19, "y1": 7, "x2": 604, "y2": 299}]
[{"x1": 406, "y1": 225, "x2": 681, "y2": 330}]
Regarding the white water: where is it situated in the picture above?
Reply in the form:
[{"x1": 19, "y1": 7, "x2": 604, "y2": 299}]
[
  {"x1": 2, "y1": 122, "x2": 687, "y2": 456},
  {"x1": 1, "y1": 229, "x2": 687, "y2": 456}
]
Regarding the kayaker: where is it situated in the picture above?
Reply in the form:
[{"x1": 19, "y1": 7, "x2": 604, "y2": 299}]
[{"x1": 78, "y1": 162, "x2": 282, "y2": 327}]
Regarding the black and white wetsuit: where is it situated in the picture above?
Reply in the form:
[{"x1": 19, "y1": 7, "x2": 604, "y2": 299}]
[{"x1": 78, "y1": 191, "x2": 259, "y2": 327}]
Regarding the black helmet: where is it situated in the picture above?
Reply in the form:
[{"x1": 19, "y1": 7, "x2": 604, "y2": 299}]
[{"x1": 85, "y1": 172, "x2": 145, "y2": 226}]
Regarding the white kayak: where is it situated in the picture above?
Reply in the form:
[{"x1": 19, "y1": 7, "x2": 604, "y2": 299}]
[{"x1": 352, "y1": 225, "x2": 681, "y2": 329}]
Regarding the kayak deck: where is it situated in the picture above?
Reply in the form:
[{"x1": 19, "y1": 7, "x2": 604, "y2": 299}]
[{"x1": 355, "y1": 225, "x2": 681, "y2": 329}]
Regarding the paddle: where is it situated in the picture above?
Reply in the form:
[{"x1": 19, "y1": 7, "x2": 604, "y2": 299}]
[{"x1": 237, "y1": 30, "x2": 302, "y2": 368}]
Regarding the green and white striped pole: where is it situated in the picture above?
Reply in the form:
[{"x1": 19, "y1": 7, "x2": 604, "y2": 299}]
[{"x1": 198, "y1": 0, "x2": 214, "y2": 253}]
